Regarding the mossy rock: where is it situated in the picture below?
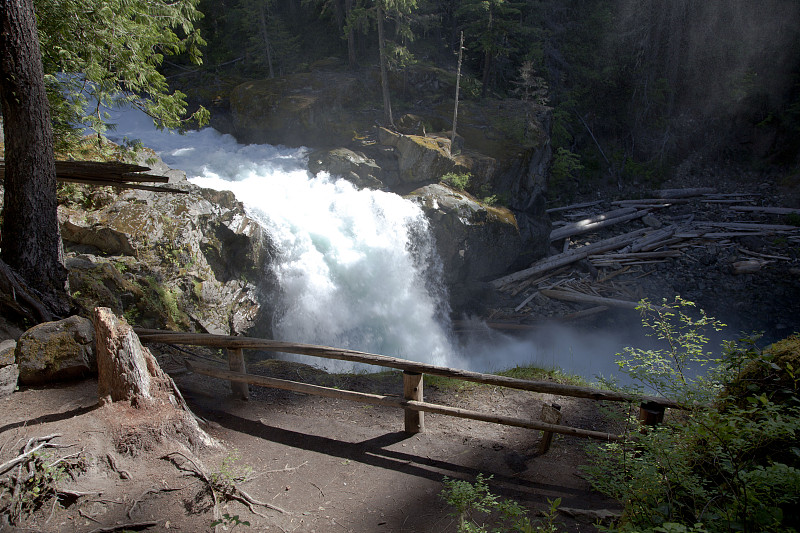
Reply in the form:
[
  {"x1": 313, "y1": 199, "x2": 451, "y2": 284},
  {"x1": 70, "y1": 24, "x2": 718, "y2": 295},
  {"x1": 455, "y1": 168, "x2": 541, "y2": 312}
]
[
  {"x1": 724, "y1": 333, "x2": 800, "y2": 406},
  {"x1": 16, "y1": 316, "x2": 96, "y2": 385}
]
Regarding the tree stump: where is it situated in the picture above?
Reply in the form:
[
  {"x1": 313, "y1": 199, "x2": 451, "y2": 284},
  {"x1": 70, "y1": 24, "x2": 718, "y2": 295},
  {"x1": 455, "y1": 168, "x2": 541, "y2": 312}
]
[{"x1": 93, "y1": 307, "x2": 215, "y2": 448}]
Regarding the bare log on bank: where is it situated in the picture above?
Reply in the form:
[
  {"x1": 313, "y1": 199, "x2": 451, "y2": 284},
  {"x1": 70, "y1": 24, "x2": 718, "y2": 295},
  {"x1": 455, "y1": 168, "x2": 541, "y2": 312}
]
[
  {"x1": 730, "y1": 206, "x2": 800, "y2": 215},
  {"x1": 695, "y1": 221, "x2": 799, "y2": 232},
  {"x1": 539, "y1": 289, "x2": 655, "y2": 311},
  {"x1": 545, "y1": 200, "x2": 603, "y2": 214},
  {"x1": 549, "y1": 208, "x2": 649, "y2": 242},
  {"x1": 611, "y1": 198, "x2": 690, "y2": 206},
  {"x1": 651, "y1": 187, "x2": 716, "y2": 198},
  {"x1": 491, "y1": 228, "x2": 649, "y2": 289}
]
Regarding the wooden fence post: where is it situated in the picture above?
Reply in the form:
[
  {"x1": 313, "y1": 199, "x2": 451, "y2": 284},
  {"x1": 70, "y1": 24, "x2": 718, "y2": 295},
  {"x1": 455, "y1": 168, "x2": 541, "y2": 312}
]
[
  {"x1": 403, "y1": 371, "x2": 424, "y2": 433},
  {"x1": 537, "y1": 403, "x2": 562, "y2": 455},
  {"x1": 638, "y1": 401, "x2": 665, "y2": 426},
  {"x1": 228, "y1": 348, "x2": 249, "y2": 400}
]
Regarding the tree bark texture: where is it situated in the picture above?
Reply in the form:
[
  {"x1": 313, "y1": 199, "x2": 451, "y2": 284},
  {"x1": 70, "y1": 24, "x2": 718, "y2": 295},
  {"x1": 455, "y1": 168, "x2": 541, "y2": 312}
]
[
  {"x1": 94, "y1": 307, "x2": 175, "y2": 406},
  {"x1": 0, "y1": 0, "x2": 67, "y2": 298}
]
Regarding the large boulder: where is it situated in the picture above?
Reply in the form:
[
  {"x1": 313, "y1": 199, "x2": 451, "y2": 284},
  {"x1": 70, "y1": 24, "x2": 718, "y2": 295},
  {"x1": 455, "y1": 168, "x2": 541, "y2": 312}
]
[
  {"x1": 16, "y1": 316, "x2": 95, "y2": 385},
  {"x1": 408, "y1": 184, "x2": 527, "y2": 312},
  {"x1": 59, "y1": 176, "x2": 274, "y2": 337},
  {"x1": 377, "y1": 128, "x2": 467, "y2": 186},
  {"x1": 307, "y1": 148, "x2": 386, "y2": 190}
]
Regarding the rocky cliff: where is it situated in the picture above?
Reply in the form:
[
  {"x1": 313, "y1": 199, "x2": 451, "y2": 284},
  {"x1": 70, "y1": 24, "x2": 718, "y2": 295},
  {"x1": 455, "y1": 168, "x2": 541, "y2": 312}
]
[{"x1": 58, "y1": 165, "x2": 275, "y2": 337}]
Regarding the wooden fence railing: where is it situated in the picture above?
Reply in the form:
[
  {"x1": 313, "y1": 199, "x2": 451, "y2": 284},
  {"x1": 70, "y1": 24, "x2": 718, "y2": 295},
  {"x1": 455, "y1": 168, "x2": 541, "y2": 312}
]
[{"x1": 136, "y1": 329, "x2": 680, "y2": 450}]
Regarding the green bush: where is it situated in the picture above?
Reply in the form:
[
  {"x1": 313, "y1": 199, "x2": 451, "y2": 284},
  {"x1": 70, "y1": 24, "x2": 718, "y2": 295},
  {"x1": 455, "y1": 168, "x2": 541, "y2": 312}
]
[
  {"x1": 441, "y1": 172, "x2": 473, "y2": 191},
  {"x1": 583, "y1": 298, "x2": 800, "y2": 533},
  {"x1": 440, "y1": 473, "x2": 562, "y2": 533}
]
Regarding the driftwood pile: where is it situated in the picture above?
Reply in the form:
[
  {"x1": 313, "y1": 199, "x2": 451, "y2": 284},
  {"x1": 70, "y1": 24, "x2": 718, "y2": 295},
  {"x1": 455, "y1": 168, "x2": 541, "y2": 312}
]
[{"x1": 487, "y1": 187, "x2": 800, "y2": 328}]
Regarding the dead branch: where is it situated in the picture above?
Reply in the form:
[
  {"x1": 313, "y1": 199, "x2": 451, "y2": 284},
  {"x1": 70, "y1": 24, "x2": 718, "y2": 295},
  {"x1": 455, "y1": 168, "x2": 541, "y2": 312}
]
[
  {"x1": 87, "y1": 520, "x2": 159, "y2": 533},
  {"x1": 161, "y1": 449, "x2": 287, "y2": 523},
  {"x1": 106, "y1": 453, "x2": 131, "y2": 480},
  {"x1": 0, "y1": 434, "x2": 62, "y2": 475}
]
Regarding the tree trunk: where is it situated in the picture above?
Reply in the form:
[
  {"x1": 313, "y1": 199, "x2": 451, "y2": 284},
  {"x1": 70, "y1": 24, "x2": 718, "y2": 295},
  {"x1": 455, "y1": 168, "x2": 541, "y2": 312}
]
[
  {"x1": 0, "y1": 0, "x2": 68, "y2": 306},
  {"x1": 345, "y1": 0, "x2": 356, "y2": 68},
  {"x1": 257, "y1": 2, "x2": 275, "y2": 78},
  {"x1": 480, "y1": 6, "x2": 493, "y2": 98},
  {"x1": 376, "y1": 1, "x2": 393, "y2": 127},
  {"x1": 451, "y1": 31, "x2": 464, "y2": 154},
  {"x1": 94, "y1": 307, "x2": 216, "y2": 448}
]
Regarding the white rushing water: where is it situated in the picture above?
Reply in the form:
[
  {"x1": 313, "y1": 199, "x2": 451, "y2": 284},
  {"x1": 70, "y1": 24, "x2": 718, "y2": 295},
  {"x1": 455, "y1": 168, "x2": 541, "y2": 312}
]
[
  {"x1": 104, "y1": 108, "x2": 455, "y2": 371},
  {"x1": 104, "y1": 108, "x2": 635, "y2": 381}
]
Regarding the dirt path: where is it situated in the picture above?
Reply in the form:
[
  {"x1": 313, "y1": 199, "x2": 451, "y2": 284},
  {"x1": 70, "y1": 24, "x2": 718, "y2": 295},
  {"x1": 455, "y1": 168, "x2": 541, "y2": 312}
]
[{"x1": 0, "y1": 359, "x2": 622, "y2": 532}]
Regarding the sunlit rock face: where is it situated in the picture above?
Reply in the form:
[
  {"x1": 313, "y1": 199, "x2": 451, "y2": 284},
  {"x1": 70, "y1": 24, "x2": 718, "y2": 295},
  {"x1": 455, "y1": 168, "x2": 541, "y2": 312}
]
[
  {"x1": 59, "y1": 178, "x2": 274, "y2": 337},
  {"x1": 408, "y1": 183, "x2": 530, "y2": 313}
]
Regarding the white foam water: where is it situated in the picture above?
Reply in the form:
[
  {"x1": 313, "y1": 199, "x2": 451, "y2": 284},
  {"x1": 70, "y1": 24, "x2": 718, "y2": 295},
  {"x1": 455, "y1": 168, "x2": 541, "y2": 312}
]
[{"x1": 104, "y1": 108, "x2": 455, "y2": 371}]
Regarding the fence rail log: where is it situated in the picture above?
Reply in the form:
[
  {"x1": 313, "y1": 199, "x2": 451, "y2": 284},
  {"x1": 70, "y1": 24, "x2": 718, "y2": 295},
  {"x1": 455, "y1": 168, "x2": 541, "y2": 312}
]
[
  {"x1": 186, "y1": 361, "x2": 624, "y2": 442},
  {"x1": 135, "y1": 329, "x2": 680, "y2": 408}
]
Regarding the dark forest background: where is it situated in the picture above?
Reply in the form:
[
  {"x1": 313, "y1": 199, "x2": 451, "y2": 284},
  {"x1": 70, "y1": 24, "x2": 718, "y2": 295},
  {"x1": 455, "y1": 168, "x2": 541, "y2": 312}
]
[{"x1": 171, "y1": 0, "x2": 800, "y2": 187}]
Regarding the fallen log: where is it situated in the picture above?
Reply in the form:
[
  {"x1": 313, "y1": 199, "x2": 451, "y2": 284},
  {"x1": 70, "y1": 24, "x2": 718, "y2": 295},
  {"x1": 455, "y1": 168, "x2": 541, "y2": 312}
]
[
  {"x1": 552, "y1": 305, "x2": 609, "y2": 321},
  {"x1": 549, "y1": 208, "x2": 647, "y2": 241},
  {"x1": 695, "y1": 221, "x2": 799, "y2": 231},
  {"x1": 612, "y1": 198, "x2": 690, "y2": 206},
  {"x1": 627, "y1": 226, "x2": 678, "y2": 253},
  {"x1": 589, "y1": 250, "x2": 682, "y2": 261},
  {"x1": 730, "y1": 206, "x2": 800, "y2": 215},
  {"x1": 738, "y1": 248, "x2": 791, "y2": 261},
  {"x1": 539, "y1": 289, "x2": 657, "y2": 311},
  {"x1": 732, "y1": 259, "x2": 766, "y2": 274},
  {"x1": 0, "y1": 160, "x2": 168, "y2": 183},
  {"x1": 546, "y1": 200, "x2": 603, "y2": 214},
  {"x1": 491, "y1": 228, "x2": 648, "y2": 289},
  {"x1": 652, "y1": 187, "x2": 716, "y2": 198}
]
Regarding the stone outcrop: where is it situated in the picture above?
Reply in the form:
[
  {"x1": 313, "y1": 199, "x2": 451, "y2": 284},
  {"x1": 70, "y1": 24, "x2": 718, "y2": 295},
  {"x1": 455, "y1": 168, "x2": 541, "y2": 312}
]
[
  {"x1": 16, "y1": 316, "x2": 95, "y2": 385},
  {"x1": 307, "y1": 148, "x2": 385, "y2": 190},
  {"x1": 0, "y1": 339, "x2": 18, "y2": 396},
  {"x1": 408, "y1": 184, "x2": 532, "y2": 312},
  {"x1": 377, "y1": 128, "x2": 467, "y2": 186},
  {"x1": 59, "y1": 169, "x2": 274, "y2": 337}
]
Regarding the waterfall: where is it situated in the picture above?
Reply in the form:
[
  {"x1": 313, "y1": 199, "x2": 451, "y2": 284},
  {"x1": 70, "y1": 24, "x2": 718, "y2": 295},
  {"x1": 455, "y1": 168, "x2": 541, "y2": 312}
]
[
  {"x1": 103, "y1": 108, "x2": 638, "y2": 382},
  {"x1": 104, "y1": 109, "x2": 456, "y2": 371}
]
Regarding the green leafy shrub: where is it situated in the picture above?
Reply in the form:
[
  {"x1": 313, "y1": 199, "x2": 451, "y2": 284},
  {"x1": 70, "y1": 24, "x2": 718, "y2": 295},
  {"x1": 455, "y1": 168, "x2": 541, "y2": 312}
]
[
  {"x1": 440, "y1": 473, "x2": 562, "y2": 532},
  {"x1": 550, "y1": 147, "x2": 583, "y2": 191},
  {"x1": 583, "y1": 298, "x2": 800, "y2": 533},
  {"x1": 441, "y1": 172, "x2": 473, "y2": 191}
]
